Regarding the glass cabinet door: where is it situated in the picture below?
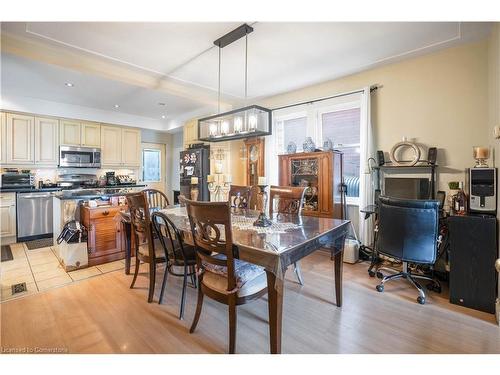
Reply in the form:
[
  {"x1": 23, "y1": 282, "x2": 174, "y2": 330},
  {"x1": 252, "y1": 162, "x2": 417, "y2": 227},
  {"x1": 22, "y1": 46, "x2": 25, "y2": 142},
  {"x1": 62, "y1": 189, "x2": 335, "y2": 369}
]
[{"x1": 290, "y1": 158, "x2": 319, "y2": 213}]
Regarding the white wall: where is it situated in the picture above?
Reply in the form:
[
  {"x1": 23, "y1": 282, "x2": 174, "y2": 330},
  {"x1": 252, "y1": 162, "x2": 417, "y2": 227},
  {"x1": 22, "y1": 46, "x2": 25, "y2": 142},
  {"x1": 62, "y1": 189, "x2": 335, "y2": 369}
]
[{"x1": 258, "y1": 39, "x2": 492, "y2": 196}]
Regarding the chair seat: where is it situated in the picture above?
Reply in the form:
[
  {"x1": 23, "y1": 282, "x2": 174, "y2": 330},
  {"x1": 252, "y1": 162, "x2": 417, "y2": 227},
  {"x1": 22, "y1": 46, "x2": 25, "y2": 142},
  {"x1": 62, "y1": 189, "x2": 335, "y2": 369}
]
[
  {"x1": 202, "y1": 255, "x2": 266, "y2": 297},
  {"x1": 138, "y1": 238, "x2": 166, "y2": 260}
]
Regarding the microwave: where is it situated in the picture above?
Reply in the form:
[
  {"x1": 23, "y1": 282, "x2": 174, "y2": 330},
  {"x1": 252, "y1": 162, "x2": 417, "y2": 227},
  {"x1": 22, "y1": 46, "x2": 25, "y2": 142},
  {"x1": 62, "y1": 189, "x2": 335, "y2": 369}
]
[{"x1": 59, "y1": 146, "x2": 101, "y2": 168}]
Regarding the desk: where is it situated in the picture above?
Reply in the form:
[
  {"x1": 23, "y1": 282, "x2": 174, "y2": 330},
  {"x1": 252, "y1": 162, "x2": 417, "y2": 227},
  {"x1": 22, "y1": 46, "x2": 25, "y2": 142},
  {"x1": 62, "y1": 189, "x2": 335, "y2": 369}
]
[{"x1": 122, "y1": 205, "x2": 350, "y2": 354}]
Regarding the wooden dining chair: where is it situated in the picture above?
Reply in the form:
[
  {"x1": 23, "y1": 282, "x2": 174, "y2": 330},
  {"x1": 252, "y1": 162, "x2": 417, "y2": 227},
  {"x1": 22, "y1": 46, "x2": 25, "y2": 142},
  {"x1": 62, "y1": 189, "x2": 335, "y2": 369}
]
[
  {"x1": 269, "y1": 185, "x2": 307, "y2": 285},
  {"x1": 127, "y1": 191, "x2": 166, "y2": 303},
  {"x1": 151, "y1": 211, "x2": 197, "y2": 319},
  {"x1": 185, "y1": 199, "x2": 268, "y2": 354},
  {"x1": 228, "y1": 185, "x2": 253, "y2": 209},
  {"x1": 143, "y1": 188, "x2": 170, "y2": 210}
]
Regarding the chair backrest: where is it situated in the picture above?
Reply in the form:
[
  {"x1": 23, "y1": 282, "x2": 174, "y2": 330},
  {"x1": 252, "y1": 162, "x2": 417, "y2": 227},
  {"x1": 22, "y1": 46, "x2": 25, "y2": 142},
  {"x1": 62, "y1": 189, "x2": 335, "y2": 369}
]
[
  {"x1": 184, "y1": 199, "x2": 237, "y2": 291},
  {"x1": 269, "y1": 185, "x2": 306, "y2": 215},
  {"x1": 151, "y1": 211, "x2": 186, "y2": 264},
  {"x1": 228, "y1": 185, "x2": 252, "y2": 209},
  {"x1": 143, "y1": 188, "x2": 170, "y2": 211},
  {"x1": 377, "y1": 196, "x2": 439, "y2": 264},
  {"x1": 126, "y1": 191, "x2": 155, "y2": 259}
]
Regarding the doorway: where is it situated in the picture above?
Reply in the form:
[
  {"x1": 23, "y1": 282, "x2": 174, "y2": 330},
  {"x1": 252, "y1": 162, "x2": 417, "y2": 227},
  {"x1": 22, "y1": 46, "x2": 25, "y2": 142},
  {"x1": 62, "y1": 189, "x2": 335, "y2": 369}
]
[{"x1": 141, "y1": 142, "x2": 166, "y2": 193}]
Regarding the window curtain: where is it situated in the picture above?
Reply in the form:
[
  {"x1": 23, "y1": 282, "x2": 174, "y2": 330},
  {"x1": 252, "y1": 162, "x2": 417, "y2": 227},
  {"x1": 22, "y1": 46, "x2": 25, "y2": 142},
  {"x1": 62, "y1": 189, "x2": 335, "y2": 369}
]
[{"x1": 358, "y1": 87, "x2": 375, "y2": 245}]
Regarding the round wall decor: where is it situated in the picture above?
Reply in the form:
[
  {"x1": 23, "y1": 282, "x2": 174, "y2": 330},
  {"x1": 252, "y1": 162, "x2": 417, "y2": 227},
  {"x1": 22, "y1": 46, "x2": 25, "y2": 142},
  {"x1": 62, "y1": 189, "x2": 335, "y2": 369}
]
[{"x1": 389, "y1": 140, "x2": 421, "y2": 166}]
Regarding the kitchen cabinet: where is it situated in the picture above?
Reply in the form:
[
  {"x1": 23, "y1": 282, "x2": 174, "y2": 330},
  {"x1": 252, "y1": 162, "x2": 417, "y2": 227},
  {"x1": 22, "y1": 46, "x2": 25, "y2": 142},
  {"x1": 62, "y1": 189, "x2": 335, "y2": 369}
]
[
  {"x1": 6, "y1": 113, "x2": 35, "y2": 164},
  {"x1": 81, "y1": 122, "x2": 101, "y2": 147},
  {"x1": 0, "y1": 112, "x2": 6, "y2": 164},
  {"x1": 278, "y1": 150, "x2": 344, "y2": 219},
  {"x1": 81, "y1": 205, "x2": 125, "y2": 266},
  {"x1": 121, "y1": 128, "x2": 141, "y2": 167},
  {"x1": 101, "y1": 125, "x2": 123, "y2": 165},
  {"x1": 0, "y1": 193, "x2": 16, "y2": 239},
  {"x1": 60, "y1": 119, "x2": 81, "y2": 146},
  {"x1": 35, "y1": 117, "x2": 59, "y2": 165},
  {"x1": 183, "y1": 119, "x2": 199, "y2": 149},
  {"x1": 60, "y1": 120, "x2": 101, "y2": 147},
  {"x1": 101, "y1": 125, "x2": 141, "y2": 167}
]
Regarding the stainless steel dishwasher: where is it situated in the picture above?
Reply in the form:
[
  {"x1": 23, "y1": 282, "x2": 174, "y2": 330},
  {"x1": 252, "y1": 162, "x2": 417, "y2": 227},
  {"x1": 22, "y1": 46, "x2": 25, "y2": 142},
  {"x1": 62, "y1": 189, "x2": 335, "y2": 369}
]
[{"x1": 17, "y1": 191, "x2": 53, "y2": 242}]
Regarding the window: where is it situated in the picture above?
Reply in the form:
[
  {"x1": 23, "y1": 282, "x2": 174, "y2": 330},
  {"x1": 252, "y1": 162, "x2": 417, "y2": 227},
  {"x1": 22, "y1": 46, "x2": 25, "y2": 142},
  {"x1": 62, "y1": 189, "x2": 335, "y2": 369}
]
[
  {"x1": 275, "y1": 115, "x2": 307, "y2": 154},
  {"x1": 269, "y1": 94, "x2": 362, "y2": 206},
  {"x1": 320, "y1": 107, "x2": 361, "y2": 198},
  {"x1": 142, "y1": 149, "x2": 161, "y2": 182}
]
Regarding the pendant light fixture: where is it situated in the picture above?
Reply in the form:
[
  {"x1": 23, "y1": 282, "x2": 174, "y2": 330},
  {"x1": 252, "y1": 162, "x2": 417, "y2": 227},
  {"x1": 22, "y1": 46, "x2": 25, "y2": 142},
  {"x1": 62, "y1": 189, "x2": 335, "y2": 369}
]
[{"x1": 198, "y1": 24, "x2": 272, "y2": 142}]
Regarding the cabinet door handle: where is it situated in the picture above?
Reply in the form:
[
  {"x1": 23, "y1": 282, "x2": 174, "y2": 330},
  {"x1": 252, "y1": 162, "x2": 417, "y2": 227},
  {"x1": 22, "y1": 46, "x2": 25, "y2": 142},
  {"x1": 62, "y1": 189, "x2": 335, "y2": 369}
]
[{"x1": 102, "y1": 210, "x2": 109, "y2": 216}]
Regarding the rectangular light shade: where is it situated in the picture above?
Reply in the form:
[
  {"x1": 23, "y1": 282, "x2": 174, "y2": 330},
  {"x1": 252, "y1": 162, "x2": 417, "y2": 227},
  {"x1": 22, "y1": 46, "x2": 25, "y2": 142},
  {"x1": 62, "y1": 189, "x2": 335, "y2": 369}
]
[{"x1": 198, "y1": 105, "x2": 272, "y2": 142}]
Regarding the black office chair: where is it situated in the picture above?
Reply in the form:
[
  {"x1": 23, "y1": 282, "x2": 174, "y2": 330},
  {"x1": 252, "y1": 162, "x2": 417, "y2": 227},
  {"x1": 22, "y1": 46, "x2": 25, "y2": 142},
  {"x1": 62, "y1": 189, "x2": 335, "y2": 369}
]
[{"x1": 375, "y1": 196, "x2": 441, "y2": 304}]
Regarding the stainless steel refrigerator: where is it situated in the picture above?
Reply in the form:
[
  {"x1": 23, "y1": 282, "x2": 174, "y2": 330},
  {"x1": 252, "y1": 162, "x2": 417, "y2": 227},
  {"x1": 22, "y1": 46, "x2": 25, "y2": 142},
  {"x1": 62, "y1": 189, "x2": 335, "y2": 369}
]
[{"x1": 179, "y1": 146, "x2": 210, "y2": 201}]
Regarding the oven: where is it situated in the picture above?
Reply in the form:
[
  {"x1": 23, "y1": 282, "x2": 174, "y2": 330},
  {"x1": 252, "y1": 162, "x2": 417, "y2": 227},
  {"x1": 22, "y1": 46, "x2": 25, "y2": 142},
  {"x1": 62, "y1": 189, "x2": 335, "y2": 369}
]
[{"x1": 59, "y1": 146, "x2": 101, "y2": 168}]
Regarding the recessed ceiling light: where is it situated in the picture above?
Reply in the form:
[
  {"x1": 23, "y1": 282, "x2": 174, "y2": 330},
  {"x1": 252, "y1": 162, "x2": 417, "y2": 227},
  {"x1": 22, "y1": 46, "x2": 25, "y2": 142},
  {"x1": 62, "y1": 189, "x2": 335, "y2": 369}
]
[
  {"x1": 65, "y1": 82, "x2": 74, "y2": 87},
  {"x1": 114, "y1": 104, "x2": 120, "y2": 108},
  {"x1": 161, "y1": 115, "x2": 166, "y2": 119}
]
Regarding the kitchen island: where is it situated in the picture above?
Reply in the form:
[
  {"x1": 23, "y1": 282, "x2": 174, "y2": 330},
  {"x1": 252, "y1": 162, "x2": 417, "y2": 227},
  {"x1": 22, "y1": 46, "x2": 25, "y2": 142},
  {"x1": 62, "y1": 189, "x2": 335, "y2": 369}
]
[{"x1": 52, "y1": 185, "x2": 144, "y2": 269}]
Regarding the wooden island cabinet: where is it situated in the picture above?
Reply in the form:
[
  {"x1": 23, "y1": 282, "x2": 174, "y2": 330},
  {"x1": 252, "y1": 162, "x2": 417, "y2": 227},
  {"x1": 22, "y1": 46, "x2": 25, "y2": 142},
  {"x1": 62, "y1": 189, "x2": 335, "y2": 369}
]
[
  {"x1": 81, "y1": 205, "x2": 126, "y2": 266},
  {"x1": 278, "y1": 150, "x2": 344, "y2": 219}
]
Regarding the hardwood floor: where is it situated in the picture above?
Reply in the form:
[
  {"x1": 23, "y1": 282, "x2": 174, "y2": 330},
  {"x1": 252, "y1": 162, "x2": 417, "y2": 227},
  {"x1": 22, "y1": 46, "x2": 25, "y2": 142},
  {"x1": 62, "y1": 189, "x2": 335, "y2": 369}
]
[{"x1": 1, "y1": 251, "x2": 499, "y2": 353}]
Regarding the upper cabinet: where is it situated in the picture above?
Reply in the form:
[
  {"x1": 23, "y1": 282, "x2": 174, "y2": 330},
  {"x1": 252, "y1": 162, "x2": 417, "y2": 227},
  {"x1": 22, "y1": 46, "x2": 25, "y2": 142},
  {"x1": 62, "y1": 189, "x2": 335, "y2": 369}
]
[
  {"x1": 60, "y1": 120, "x2": 81, "y2": 146},
  {"x1": 183, "y1": 119, "x2": 199, "y2": 149},
  {"x1": 81, "y1": 122, "x2": 101, "y2": 148},
  {"x1": 101, "y1": 125, "x2": 122, "y2": 165},
  {"x1": 0, "y1": 112, "x2": 6, "y2": 164},
  {"x1": 60, "y1": 120, "x2": 101, "y2": 147},
  {"x1": 101, "y1": 125, "x2": 141, "y2": 167},
  {"x1": 6, "y1": 113, "x2": 35, "y2": 164},
  {"x1": 121, "y1": 128, "x2": 141, "y2": 167},
  {"x1": 2, "y1": 111, "x2": 141, "y2": 168},
  {"x1": 35, "y1": 117, "x2": 59, "y2": 165}
]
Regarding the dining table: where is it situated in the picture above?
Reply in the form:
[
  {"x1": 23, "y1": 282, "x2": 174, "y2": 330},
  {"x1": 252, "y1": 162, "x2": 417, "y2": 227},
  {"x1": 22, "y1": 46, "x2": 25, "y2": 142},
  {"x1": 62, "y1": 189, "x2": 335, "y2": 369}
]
[{"x1": 119, "y1": 205, "x2": 350, "y2": 354}]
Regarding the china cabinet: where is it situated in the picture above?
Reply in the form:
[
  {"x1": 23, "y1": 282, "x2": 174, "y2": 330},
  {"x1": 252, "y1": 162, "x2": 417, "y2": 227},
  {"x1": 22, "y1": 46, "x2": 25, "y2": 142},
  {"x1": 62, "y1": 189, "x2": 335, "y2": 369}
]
[{"x1": 278, "y1": 150, "x2": 344, "y2": 219}]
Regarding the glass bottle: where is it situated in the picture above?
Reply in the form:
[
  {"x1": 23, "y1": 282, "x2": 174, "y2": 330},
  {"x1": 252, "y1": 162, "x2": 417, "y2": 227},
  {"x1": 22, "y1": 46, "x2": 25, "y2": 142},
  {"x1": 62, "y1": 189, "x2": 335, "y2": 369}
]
[{"x1": 454, "y1": 182, "x2": 467, "y2": 215}]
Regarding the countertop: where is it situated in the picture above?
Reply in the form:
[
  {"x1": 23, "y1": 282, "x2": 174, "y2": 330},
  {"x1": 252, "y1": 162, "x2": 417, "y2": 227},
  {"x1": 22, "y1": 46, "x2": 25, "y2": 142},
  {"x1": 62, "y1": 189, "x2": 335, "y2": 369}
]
[
  {"x1": 53, "y1": 185, "x2": 146, "y2": 200},
  {"x1": 0, "y1": 187, "x2": 62, "y2": 193}
]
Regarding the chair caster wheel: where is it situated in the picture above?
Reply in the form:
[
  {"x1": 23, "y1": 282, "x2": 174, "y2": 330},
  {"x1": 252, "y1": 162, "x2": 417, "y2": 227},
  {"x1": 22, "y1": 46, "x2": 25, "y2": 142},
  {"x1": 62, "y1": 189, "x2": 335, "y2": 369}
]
[
  {"x1": 417, "y1": 296, "x2": 426, "y2": 305},
  {"x1": 376, "y1": 284, "x2": 384, "y2": 292},
  {"x1": 376, "y1": 271, "x2": 384, "y2": 279},
  {"x1": 368, "y1": 270, "x2": 376, "y2": 277}
]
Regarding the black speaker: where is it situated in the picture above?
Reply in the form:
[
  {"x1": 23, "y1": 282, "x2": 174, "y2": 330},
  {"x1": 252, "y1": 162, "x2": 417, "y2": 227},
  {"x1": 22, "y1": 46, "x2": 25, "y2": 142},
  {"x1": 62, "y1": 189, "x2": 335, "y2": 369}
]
[
  {"x1": 448, "y1": 215, "x2": 497, "y2": 314},
  {"x1": 427, "y1": 147, "x2": 437, "y2": 165},
  {"x1": 377, "y1": 150, "x2": 385, "y2": 166}
]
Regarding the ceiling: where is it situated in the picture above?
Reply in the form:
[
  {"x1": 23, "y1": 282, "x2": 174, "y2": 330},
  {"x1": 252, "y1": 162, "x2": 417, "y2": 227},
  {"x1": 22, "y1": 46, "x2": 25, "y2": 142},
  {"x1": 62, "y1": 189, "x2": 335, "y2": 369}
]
[{"x1": 0, "y1": 22, "x2": 493, "y2": 131}]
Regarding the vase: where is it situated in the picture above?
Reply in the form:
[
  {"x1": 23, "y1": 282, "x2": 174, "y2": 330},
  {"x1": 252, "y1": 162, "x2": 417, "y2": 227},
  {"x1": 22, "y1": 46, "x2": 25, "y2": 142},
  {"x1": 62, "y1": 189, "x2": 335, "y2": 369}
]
[
  {"x1": 286, "y1": 141, "x2": 297, "y2": 154},
  {"x1": 323, "y1": 137, "x2": 333, "y2": 151},
  {"x1": 303, "y1": 137, "x2": 316, "y2": 153}
]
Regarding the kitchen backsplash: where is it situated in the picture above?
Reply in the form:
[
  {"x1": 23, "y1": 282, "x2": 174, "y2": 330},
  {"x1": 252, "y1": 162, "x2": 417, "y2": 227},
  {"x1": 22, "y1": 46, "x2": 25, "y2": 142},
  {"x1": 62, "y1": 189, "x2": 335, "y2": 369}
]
[{"x1": 1, "y1": 167, "x2": 140, "y2": 185}]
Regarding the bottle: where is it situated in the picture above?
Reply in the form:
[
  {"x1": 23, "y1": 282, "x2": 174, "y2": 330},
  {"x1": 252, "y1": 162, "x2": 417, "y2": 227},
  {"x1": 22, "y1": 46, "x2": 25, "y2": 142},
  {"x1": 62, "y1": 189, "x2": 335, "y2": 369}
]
[{"x1": 454, "y1": 182, "x2": 467, "y2": 215}]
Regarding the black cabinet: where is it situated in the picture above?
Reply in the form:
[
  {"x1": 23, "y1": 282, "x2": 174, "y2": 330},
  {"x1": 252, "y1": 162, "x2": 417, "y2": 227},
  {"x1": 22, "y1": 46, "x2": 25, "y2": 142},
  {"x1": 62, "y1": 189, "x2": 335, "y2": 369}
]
[{"x1": 448, "y1": 215, "x2": 497, "y2": 314}]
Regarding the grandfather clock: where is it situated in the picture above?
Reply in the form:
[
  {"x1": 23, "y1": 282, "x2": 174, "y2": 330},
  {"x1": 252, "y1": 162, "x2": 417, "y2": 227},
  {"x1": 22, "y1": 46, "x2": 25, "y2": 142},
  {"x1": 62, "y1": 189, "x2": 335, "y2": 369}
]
[{"x1": 244, "y1": 137, "x2": 265, "y2": 186}]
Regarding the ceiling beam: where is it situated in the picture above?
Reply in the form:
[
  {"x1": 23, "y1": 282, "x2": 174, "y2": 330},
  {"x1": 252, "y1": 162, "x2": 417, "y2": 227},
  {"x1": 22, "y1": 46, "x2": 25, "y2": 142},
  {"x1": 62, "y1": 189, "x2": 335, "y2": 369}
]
[{"x1": 1, "y1": 32, "x2": 241, "y2": 110}]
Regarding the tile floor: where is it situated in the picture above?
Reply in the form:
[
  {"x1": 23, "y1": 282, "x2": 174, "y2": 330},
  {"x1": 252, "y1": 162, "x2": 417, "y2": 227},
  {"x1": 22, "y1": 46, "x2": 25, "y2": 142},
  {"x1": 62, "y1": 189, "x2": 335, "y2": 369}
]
[{"x1": 0, "y1": 243, "x2": 131, "y2": 302}]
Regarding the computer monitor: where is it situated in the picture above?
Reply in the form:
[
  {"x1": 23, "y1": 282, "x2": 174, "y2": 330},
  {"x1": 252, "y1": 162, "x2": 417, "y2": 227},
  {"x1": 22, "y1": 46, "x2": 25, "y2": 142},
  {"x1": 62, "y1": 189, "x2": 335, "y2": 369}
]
[{"x1": 384, "y1": 177, "x2": 430, "y2": 199}]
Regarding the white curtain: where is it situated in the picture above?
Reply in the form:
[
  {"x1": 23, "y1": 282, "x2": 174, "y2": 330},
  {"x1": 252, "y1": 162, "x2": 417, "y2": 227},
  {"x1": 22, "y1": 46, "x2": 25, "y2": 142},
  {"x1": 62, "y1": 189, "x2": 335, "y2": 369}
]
[{"x1": 358, "y1": 87, "x2": 375, "y2": 245}]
